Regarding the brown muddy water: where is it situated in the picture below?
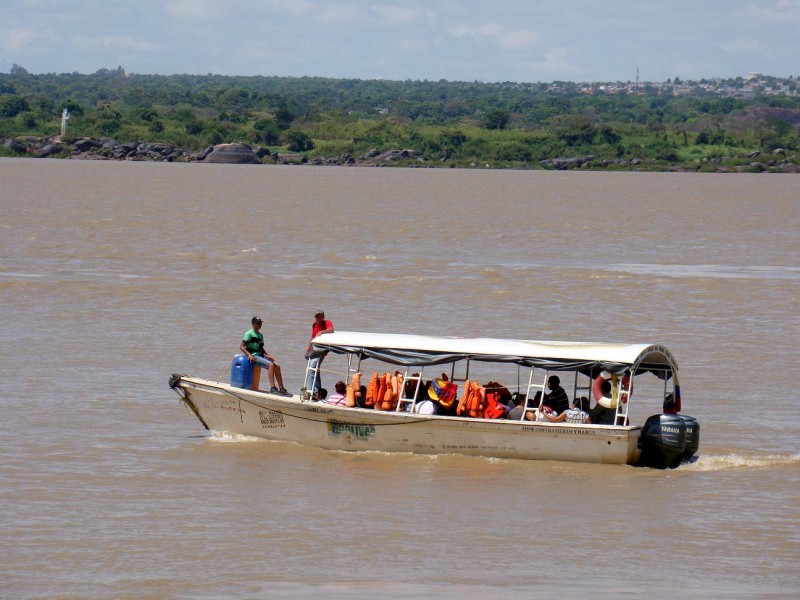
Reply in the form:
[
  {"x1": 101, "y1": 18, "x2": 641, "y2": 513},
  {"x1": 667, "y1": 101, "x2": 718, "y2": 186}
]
[{"x1": 1, "y1": 159, "x2": 798, "y2": 598}]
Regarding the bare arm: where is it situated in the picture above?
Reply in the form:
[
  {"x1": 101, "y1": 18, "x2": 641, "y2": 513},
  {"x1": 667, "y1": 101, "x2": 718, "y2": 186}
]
[
  {"x1": 543, "y1": 411, "x2": 568, "y2": 423},
  {"x1": 307, "y1": 321, "x2": 335, "y2": 351},
  {"x1": 240, "y1": 339, "x2": 254, "y2": 362},
  {"x1": 314, "y1": 321, "x2": 335, "y2": 338}
]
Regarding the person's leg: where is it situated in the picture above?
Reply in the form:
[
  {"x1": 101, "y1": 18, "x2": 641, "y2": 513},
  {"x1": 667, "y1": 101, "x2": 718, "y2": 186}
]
[
  {"x1": 314, "y1": 355, "x2": 323, "y2": 391},
  {"x1": 253, "y1": 356, "x2": 277, "y2": 388},
  {"x1": 274, "y1": 364, "x2": 284, "y2": 388},
  {"x1": 252, "y1": 355, "x2": 272, "y2": 370},
  {"x1": 305, "y1": 356, "x2": 322, "y2": 392}
]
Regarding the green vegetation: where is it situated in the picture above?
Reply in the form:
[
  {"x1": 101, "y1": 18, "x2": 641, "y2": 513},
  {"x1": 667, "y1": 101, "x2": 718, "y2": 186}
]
[{"x1": 1, "y1": 65, "x2": 799, "y2": 170}]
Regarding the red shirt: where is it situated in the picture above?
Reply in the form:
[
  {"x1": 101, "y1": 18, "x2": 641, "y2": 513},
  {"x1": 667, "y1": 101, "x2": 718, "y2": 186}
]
[
  {"x1": 308, "y1": 319, "x2": 334, "y2": 351},
  {"x1": 312, "y1": 319, "x2": 333, "y2": 338}
]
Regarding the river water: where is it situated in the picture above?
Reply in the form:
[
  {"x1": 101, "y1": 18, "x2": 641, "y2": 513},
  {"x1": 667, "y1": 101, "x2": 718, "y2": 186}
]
[{"x1": 1, "y1": 159, "x2": 798, "y2": 598}]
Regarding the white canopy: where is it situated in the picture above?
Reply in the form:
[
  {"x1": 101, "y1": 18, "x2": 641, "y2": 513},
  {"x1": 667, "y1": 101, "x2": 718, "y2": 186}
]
[{"x1": 310, "y1": 331, "x2": 678, "y2": 375}]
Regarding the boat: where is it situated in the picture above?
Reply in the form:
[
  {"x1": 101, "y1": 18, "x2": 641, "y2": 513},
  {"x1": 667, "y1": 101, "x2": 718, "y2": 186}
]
[{"x1": 169, "y1": 331, "x2": 699, "y2": 468}]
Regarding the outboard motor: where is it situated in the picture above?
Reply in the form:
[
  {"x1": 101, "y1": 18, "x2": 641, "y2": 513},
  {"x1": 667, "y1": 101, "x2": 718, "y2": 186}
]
[
  {"x1": 677, "y1": 415, "x2": 700, "y2": 464},
  {"x1": 637, "y1": 414, "x2": 687, "y2": 469}
]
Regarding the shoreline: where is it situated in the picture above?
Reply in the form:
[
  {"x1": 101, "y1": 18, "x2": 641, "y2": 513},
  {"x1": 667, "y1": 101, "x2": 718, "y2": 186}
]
[{"x1": 3, "y1": 136, "x2": 799, "y2": 173}]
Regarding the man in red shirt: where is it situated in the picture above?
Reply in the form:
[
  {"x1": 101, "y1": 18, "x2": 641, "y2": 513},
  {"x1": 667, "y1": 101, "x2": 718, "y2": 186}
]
[{"x1": 304, "y1": 310, "x2": 334, "y2": 396}]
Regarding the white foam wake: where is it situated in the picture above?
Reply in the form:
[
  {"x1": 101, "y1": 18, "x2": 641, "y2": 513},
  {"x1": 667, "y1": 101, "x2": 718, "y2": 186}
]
[
  {"x1": 207, "y1": 431, "x2": 265, "y2": 443},
  {"x1": 680, "y1": 451, "x2": 800, "y2": 471}
]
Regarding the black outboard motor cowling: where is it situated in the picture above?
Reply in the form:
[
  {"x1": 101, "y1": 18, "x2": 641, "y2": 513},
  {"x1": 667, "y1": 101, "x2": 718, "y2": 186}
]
[
  {"x1": 638, "y1": 414, "x2": 687, "y2": 469},
  {"x1": 678, "y1": 415, "x2": 700, "y2": 464}
]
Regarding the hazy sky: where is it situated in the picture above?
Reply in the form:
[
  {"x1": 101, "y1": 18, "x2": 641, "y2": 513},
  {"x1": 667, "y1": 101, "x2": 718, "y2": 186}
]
[{"x1": 2, "y1": 0, "x2": 799, "y2": 82}]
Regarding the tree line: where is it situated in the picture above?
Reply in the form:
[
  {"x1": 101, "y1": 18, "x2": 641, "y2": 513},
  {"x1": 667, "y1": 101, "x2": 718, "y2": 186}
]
[{"x1": 1, "y1": 65, "x2": 798, "y2": 170}]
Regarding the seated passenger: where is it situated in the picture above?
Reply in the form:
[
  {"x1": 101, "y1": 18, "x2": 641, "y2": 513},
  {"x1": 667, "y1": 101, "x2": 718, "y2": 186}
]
[
  {"x1": 507, "y1": 391, "x2": 542, "y2": 420},
  {"x1": 240, "y1": 316, "x2": 290, "y2": 396},
  {"x1": 505, "y1": 393, "x2": 526, "y2": 420},
  {"x1": 527, "y1": 405, "x2": 557, "y2": 422},
  {"x1": 325, "y1": 381, "x2": 347, "y2": 406},
  {"x1": 542, "y1": 376, "x2": 570, "y2": 414},
  {"x1": 542, "y1": 397, "x2": 590, "y2": 424},
  {"x1": 356, "y1": 385, "x2": 369, "y2": 408}
]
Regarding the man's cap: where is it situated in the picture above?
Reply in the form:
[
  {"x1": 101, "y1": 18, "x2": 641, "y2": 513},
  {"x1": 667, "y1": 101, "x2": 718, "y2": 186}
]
[
  {"x1": 252, "y1": 316, "x2": 263, "y2": 323},
  {"x1": 314, "y1": 309, "x2": 325, "y2": 316}
]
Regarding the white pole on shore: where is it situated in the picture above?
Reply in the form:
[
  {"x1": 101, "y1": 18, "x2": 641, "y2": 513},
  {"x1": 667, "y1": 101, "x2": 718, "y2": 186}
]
[{"x1": 60, "y1": 108, "x2": 70, "y2": 139}]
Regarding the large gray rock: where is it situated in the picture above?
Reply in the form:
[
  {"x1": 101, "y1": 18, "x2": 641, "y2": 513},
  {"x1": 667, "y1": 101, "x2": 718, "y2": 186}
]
[
  {"x1": 376, "y1": 149, "x2": 409, "y2": 161},
  {"x1": 276, "y1": 153, "x2": 307, "y2": 164},
  {"x1": 551, "y1": 155, "x2": 595, "y2": 170},
  {"x1": 73, "y1": 138, "x2": 102, "y2": 152},
  {"x1": 33, "y1": 143, "x2": 68, "y2": 158},
  {"x1": 194, "y1": 146, "x2": 213, "y2": 161},
  {"x1": 3, "y1": 139, "x2": 26, "y2": 154},
  {"x1": 203, "y1": 143, "x2": 261, "y2": 164}
]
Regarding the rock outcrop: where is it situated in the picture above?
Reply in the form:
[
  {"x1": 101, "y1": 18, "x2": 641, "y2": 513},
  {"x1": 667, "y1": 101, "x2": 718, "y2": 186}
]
[
  {"x1": 2, "y1": 136, "x2": 797, "y2": 173},
  {"x1": 0, "y1": 136, "x2": 187, "y2": 161},
  {"x1": 201, "y1": 143, "x2": 261, "y2": 164},
  {"x1": 3, "y1": 139, "x2": 27, "y2": 154}
]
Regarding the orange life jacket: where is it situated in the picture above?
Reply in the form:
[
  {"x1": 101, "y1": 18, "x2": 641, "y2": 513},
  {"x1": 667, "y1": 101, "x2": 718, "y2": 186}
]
[
  {"x1": 483, "y1": 381, "x2": 508, "y2": 419},
  {"x1": 466, "y1": 381, "x2": 485, "y2": 418},
  {"x1": 346, "y1": 372, "x2": 362, "y2": 407},
  {"x1": 365, "y1": 372, "x2": 379, "y2": 408},
  {"x1": 375, "y1": 373, "x2": 388, "y2": 410},
  {"x1": 385, "y1": 372, "x2": 401, "y2": 411},
  {"x1": 376, "y1": 372, "x2": 398, "y2": 411},
  {"x1": 456, "y1": 380, "x2": 472, "y2": 416}
]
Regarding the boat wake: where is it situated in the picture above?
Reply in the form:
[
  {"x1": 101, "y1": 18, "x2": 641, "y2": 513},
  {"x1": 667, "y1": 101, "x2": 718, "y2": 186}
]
[
  {"x1": 678, "y1": 451, "x2": 800, "y2": 471},
  {"x1": 207, "y1": 431, "x2": 267, "y2": 444}
]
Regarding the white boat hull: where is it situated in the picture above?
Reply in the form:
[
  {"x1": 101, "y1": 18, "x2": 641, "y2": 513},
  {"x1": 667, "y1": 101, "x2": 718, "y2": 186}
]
[{"x1": 175, "y1": 377, "x2": 643, "y2": 465}]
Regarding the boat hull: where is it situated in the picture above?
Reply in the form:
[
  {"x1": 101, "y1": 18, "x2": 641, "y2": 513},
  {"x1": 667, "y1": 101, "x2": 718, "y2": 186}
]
[{"x1": 173, "y1": 376, "x2": 642, "y2": 465}]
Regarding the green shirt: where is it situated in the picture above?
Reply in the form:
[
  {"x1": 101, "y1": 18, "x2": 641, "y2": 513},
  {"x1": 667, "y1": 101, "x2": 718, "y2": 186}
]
[{"x1": 242, "y1": 328, "x2": 264, "y2": 355}]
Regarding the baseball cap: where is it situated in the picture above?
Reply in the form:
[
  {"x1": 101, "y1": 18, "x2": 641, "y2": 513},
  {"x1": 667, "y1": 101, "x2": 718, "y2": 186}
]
[{"x1": 251, "y1": 316, "x2": 263, "y2": 324}]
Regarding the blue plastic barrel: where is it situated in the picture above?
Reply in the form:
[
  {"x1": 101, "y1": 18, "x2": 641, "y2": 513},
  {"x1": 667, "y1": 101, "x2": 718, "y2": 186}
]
[{"x1": 230, "y1": 354, "x2": 253, "y2": 389}]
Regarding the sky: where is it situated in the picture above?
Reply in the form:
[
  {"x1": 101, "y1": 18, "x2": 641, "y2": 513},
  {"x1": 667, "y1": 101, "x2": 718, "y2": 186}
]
[{"x1": 2, "y1": 0, "x2": 799, "y2": 83}]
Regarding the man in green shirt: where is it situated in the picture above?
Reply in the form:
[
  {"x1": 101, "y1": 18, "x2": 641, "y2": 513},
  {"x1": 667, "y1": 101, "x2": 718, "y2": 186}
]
[{"x1": 240, "y1": 316, "x2": 290, "y2": 396}]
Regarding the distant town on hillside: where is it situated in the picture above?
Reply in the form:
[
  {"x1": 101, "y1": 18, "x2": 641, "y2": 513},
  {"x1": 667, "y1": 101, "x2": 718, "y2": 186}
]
[
  {"x1": 4, "y1": 63, "x2": 798, "y2": 97},
  {"x1": 512, "y1": 73, "x2": 798, "y2": 98}
]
